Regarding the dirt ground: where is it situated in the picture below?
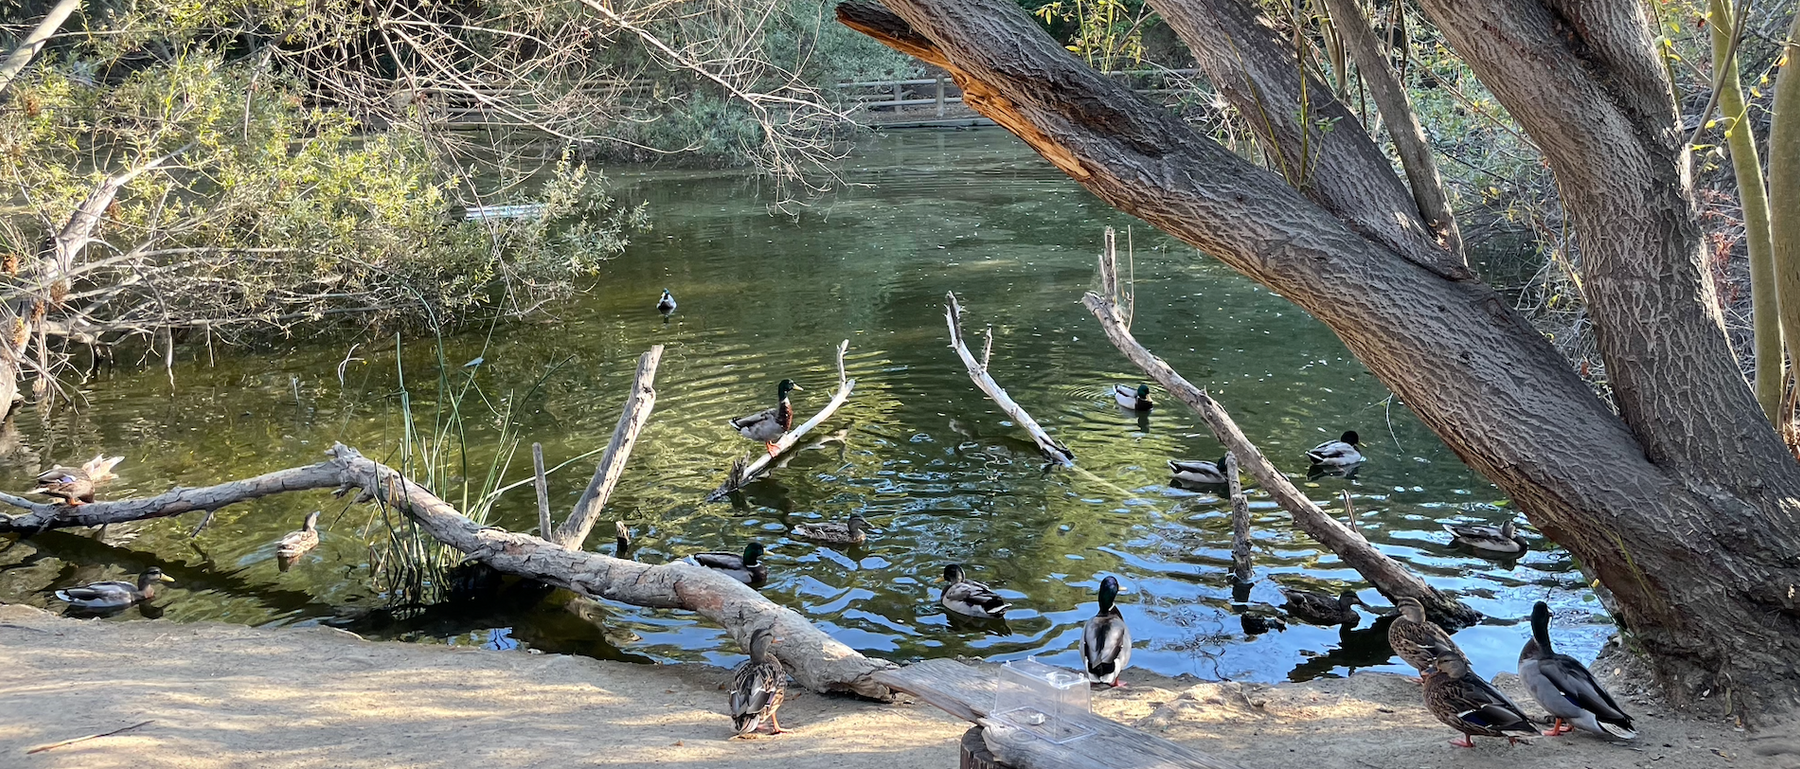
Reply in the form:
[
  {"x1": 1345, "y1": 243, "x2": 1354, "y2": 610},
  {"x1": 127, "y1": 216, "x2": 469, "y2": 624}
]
[{"x1": 2, "y1": 603, "x2": 1795, "y2": 769}]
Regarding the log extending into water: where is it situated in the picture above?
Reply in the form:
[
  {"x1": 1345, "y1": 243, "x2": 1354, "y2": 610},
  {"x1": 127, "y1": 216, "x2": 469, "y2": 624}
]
[
  {"x1": 0, "y1": 445, "x2": 893, "y2": 697},
  {"x1": 554, "y1": 345, "x2": 661, "y2": 549},
  {"x1": 705, "y1": 340, "x2": 856, "y2": 502},
  {"x1": 944, "y1": 292, "x2": 1074, "y2": 465},
  {"x1": 1082, "y1": 233, "x2": 1476, "y2": 625}
]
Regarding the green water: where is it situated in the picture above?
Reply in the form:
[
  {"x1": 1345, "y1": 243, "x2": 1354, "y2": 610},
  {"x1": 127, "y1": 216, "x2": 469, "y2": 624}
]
[{"x1": 0, "y1": 130, "x2": 1609, "y2": 682}]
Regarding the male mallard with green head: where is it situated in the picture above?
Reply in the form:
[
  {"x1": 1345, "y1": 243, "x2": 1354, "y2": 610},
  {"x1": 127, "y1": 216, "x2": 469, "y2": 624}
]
[
  {"x1": 1113, "y1": 384, "x2": 1153, "y2": 411},
  {"x1": 1168, "y1": 457, "x2": 1229, "y2": 485},
  {"x1": 657, "y1": 289, "x2": 677, "y2": 314},
  {"x1": 731, "y1": 379, "x2": 802, "y2": 456},
  {"x1": 53, "y1": 567, "x2": 174, "y2": 611},
  {"x1": 1082, "y1": 575, "x2": 1131, "y2": 686},
  {"x1": 696, "y1": 542, "x2": 768, "y2": 584},
  {"x1": 792, "y1": 514, "x2": 875, "y2": 545},
  {"x1": 1421, "y1": 643, "x2": 1538, "y2": 747},
  {"x1": 1519, "y1": 601, "x2": 1636, "y2": 739},
  {"x1": 729, "y1": 628, "x2": 787, "y2": 737}
]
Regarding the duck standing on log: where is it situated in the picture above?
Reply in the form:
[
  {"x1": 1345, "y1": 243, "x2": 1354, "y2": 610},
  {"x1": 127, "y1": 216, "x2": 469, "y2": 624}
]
[
  {"x1": 731, "y1": 379, "x2": 801, "y2": 457},
  {"x1": 32, "y1": 454, "x2": 124, "y2": 506}
]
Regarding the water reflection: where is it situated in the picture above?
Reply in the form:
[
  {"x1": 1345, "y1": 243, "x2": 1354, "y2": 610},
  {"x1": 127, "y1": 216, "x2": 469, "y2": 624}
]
[{"x1": 0, "y1": 130, "x2": 1610, "y2": 683}]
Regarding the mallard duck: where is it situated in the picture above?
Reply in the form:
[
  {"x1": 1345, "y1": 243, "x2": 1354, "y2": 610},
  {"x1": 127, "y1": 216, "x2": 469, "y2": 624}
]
[
  {"x1": 1422, "y1": 643, "x2": 1538, "y2": 747},
  {"x1": 614, "y1": 521, "x2": 632, "y2": 558},
  {"x1": 1306, "y1": 430, "x2": 1363, "y2": 466},
  {"x1": 276, "y1": 510, "x2": 322, "y2": 559},
  {"x1": 792, "y1": 514, "x2": 874, "y2": 545},
  {"x1": 53, "y1": 567, "x2": 174, "y2": 610},
  {"x1": 657, "y1": 289, "x2": 677, "y2": 314},
  {"x1": 729, "y1": 628, "x2": 787, "y2": 737},
  {"x1": 1519, "y1": 601, "x2": 1636, "y2": 738},
  {"x1": 1081, "y1": 575, "x2": 1131, "y2": 686},
  {"x1": 1389, "y1": 596, "x2": 1463, "y2": 671},
  {"x1": 1168, "y1": 457, "x2": 1229, "y2": 485},
  {"x1": 1113, "y1": 384, "x2": 1153, "y2": 411},
  {"x1": 695, "y1": 542, "x2": 768, "y2": 584},
  {"x1": 1444, "y1": 520, "x2": 1529, "y2": 555},
  {"x1": 1280, "y1": 586, "x2": 1365, "y2": 626},
  {"x1": 731, "y1": 379, "x2": 802, "y2": 456},
  {"x1": 940, "y1": 564, "x2": 1010, "y2": 619},
  {"x1": 33, "y1": 470, "x2": 95, "y2": 506}
]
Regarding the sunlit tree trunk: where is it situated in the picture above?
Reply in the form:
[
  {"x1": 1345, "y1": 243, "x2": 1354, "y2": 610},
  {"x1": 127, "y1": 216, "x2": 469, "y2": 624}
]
[
  {"x1": 1770, "y1": 12, "x2": 1800, "y2": 391},
  {"x1": 840, "y1": 0, "x2": 1800, "y2": 720}
]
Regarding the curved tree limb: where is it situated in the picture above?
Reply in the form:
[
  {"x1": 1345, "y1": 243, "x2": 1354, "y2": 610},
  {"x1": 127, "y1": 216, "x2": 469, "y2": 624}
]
[
  {"x1": 944, "y1": 292, "x2": 1074, "y2": 465},
  {"x1": 705, "y1": 340, "x2": 856, "y2": 501},
  {"x1": 0, "y1": 445, "x2": 893, "y2": 697},
  {"x1": 1086, "y1": 235, "x2": 1476, "y2": 625},
  {"x1": 0, "y1": 0, "x2": 81, "y2": 95},
  {"x1": 554, "y1": 345, "x2": 661, "y2": 549}
]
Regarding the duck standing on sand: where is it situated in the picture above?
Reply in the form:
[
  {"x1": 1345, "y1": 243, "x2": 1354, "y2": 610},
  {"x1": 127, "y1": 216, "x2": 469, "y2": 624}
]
[
  {"x1": 1421, "y1": 643, "x2": 1539, "y2": 747},
  {"x1": 1518, "y1": 601, "x2": 1636, "y2": 739},
  {"x1": 1081, "y1": 575, "x2": 1131, "y2": 686},
  {"x1": 731, "y1": 379, "x2": 801, "y2": 456},
  {"x1": 1306, "y1": 430, "x2": 1363, "y2": 466},
  {"x1": 1388, "y1": 596, "x2": 1463, "y2": 672},
  {"x1": 729, "y1": 628, "x2": 787, "y2": 737}
]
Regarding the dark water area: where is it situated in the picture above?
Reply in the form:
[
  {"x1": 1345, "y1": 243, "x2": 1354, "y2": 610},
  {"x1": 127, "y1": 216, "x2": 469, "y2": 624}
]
[{"x1": 0, "y1": 129, "x2": 1612, "y2": 683}]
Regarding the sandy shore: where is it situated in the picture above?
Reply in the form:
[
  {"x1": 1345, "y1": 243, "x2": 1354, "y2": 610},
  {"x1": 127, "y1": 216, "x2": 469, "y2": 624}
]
[{"x1": 1, "y1": 604, "x2": 1794, "y2": 768}]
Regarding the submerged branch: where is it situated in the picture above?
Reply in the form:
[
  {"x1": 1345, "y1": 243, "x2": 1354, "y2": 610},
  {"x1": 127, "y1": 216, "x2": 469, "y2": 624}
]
[{"x1": 943, "y1": 292, "x2": 1074, "y2": 466}]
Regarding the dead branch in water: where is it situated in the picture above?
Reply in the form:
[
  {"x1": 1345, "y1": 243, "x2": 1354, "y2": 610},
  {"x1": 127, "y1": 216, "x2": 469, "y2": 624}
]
[
  {"x1": 944, "y1": 292, "x2": 1074, "y2": 466},
  {"x1": 554, "y1": 345, "x2": 662, "y2": 549},
  {"x1": 1082, "y1": 229, "x2": 1475, "y2": 625},
  {"x1": 1227, "y1": 452, "x2": 1252, "y2": 584},
  {"x1": 0, "y1": 444, "x2": 893, "y2": 697},
  {"x1": 705, "y1": 340, "x2": 855, "y2": 501}
]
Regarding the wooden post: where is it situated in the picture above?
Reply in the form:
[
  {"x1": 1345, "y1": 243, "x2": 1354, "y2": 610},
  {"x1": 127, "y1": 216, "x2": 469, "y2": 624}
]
[
  {"x1": 532, "y1": 442, "x2": 551, "y2": 538},
  {"x1": 1228, "y1": 451, "x2": 1252, "y2": 584},
  {"x1": 936, "y1": 74, "x2": 947, "y2": 117}
]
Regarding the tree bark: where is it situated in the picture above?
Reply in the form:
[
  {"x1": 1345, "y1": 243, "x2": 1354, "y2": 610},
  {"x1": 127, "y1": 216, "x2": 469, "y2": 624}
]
[
  {"x1": 0, "y1": 445, "x2": 894, "y2": 697},
  {"x1": 553, "y1": 345, "x2": 661, "y2": 549},
  {"x1": 840, "y1": 0, "x2": 1800, "y2": 717},
  {"x1": 1767, "y1": 11, "x2": 1800, "y2": 387}
]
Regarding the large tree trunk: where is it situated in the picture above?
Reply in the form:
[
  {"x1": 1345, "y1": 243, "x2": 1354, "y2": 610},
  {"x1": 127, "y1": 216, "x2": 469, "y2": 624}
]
[{"x1": 839, "y1": 0, "x2": 1800, "y2": 719}]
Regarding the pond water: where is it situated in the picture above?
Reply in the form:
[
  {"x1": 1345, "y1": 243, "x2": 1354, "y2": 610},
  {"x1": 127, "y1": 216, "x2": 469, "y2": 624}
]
[{"x1": 0, "y1": 129, "x2": 1612, "y2": 683}]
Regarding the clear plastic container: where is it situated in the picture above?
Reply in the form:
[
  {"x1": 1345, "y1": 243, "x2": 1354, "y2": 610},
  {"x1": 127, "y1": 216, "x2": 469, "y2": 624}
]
[{"x1": 991, "y1": 657, "x2": 1094, "y2": 744}]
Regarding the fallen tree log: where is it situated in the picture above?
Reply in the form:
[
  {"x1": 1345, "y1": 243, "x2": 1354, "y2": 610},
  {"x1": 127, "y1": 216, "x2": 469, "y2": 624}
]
[
  {"x1": 944, "y1": 292, "x2": 1073, "y2": 465},
  {"x1": 0, "y1": 444, "x2": 894, "y2": 697},
  {"x1": 705, "y1": 340, "x2": 855, "y2": 501},
  {"x1": 1082, "y1": 230, "x2": 1476, "y2": 626}
]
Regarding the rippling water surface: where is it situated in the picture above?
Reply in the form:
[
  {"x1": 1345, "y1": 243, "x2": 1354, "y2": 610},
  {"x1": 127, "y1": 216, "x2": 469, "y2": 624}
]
[{"x1": 0, "y1": 130, "x2": 1612, "y2": 682}]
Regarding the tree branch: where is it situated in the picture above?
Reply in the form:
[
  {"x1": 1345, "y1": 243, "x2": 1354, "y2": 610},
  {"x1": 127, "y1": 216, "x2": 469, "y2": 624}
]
[
  {"x1": 553, "y1": 345, "x2": 662, "y2": 549},
  {"x1": 944, "y1": 292, "x2": 1074, "y2": 465},
  {"x1": 0, "y1": 0, "x2": 81, "y2": 95},
  {"x1": 1084, "y1": 233, "x2": 1475, "y2": 623},
  {"x1": 705, "y1": 340, "x2": 856, "y2": 501}
]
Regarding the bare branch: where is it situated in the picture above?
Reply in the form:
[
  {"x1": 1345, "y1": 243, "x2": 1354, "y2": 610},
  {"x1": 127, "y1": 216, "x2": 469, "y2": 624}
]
[
  {"x1": 554, "y1": 345, "x2": 663, "y2": 549},
  {"x1": 944, "y1": 292, "x2": 1073, "y2": 465}
]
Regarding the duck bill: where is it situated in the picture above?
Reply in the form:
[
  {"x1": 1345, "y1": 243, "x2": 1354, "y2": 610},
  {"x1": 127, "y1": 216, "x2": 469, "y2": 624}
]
[{"x1": 158, "y1": 574, "x2": 177, "y2": 583}]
